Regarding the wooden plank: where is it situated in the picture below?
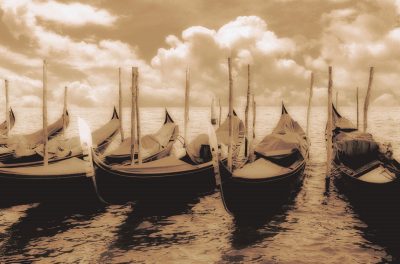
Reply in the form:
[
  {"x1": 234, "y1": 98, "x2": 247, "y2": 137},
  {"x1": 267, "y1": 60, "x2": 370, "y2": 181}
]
[
  {"x1": 43, "y1": 60, "x2": 48, "y2": 166},
  {"x1": 363, "y1": 67, "x2": 374, "y2": 132},
  {"x1": 306, "y1": 72, "x2": 314, "y2": 141},
  {"x1": 326, "y1": 66, "x2": 333, "y2": 175},
  {"x1": 228, "y1": 58, "x2": 233, "y2": 172},
  {"x1": 130, "y1": 67, "x2": 138, "y2": 165},
  {"x1": 184, "y1": 67, "x2": 190, "y2": 146},
  {"x1": 63, "y1": 86, "x2": 68, "y2": 136},
  {"x1": 5, "y1": 79, "x2": 9, "y2": 136},
  {"x1": 356, "y1": 87, "x2": 359, "y2": 130},
  {"x1": 244, "y1": 64, "x2": 251, "y2": 157},
  {"x1": 118, "y1": 67, "x2": 124, "y2": 142},
  {"x1": 136, "y1": 68, "x2": 142, "y2": 164}
]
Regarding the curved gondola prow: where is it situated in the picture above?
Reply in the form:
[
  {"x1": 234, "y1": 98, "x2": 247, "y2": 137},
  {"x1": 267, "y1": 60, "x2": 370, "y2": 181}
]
[
  {"x1": 52, "y1": 109, "x2": 70, "y2": 140},
  {"x1": 218, "y1": 160, "x2": 235, "y2": 216},
  {"x1": 94, "y1": 107, "x2": 121, "y2": 153},
  {"x1": 282, "y1": 102, "x2": 288, "y2": 115},
  {"x1": 332, "y1": 103, "x2": 342, "y2": 119},
  {"x1": 9, "y1": 107, "x2": 15, "y2": 131},
  {"x1": 164, "y1": 108, "x2": 174, "y2": 124},
  {"x1": 112, "y1": 106, "x2": 119, "y2": 120}
]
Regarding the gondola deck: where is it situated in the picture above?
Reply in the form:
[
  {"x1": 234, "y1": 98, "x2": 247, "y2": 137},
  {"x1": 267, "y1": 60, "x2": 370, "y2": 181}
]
[
  {"x1": 330, "y1": 105, "x2": 400, "y2": 209},
  {"x1": 220, "y1": 104, "x2": 309, "y2": 217}
]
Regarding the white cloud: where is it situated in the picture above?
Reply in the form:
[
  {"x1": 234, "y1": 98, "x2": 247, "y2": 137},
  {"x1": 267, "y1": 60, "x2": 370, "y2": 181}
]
[
  {"x1": 1, "y1": 1, "x2": 400, "y2": 109},
  {"x1": 151, "y1": 16, "x2": 307, "y2": 107},
  {"x1": 32, "y1": 1, "x2": 116, "y2": 26},
  {"x1": 1, "y1": 0, "x2": 116, "y2": 29},
  {"x1": 305, "y1": 2, "x2": 400, "y2": 106}
]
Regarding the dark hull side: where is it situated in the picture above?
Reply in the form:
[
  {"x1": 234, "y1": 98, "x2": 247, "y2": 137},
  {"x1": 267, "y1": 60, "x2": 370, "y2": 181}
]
[
  {"x1": 94, "y1": 164, "x2": 217, "y2": 203},
  {"x1": 220, "y1": 161, "x2": 306, "y2": 218},
  {"x1": 333, "y1": 163, "x2": 400, "y2": 213},
  {"x1": 0, "y1": 174, "x2": 96, "y2": 205}
]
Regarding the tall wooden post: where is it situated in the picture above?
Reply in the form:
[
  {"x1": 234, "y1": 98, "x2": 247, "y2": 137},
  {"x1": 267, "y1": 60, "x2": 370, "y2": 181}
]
[
  {"x1": 118, "y1": 68, "x2": 124, "y2": 142},
  {"x1": 135, "y1": 68, "x2": 142, "y2": 164},
  {"x1": 306, "y1": 72, "x2": 314, "y2": 140},
  {"x1": 335, "y1": 91, "x2": 339, "y2": 110},
  {"x1": 184, "y1": 67, "x2": 190, "y2": 146},
  {"x1": 227, "y1": 58, "x2": 234, "y2": 172},
  {"x1": 326, "y1": 66, "x2": 333, "y2": 175},
  {"x1": 218, "y1": 98, "x2": 222, "y2": 127},
  {"x1": 63, "y1": 86, "x2": 68, "y2": 136},
  {"x1": 252, "y1": 95, "x2": 256, "y2": 140},
  {"x1": 363, "y1": 67, "x2": 374, "y2": 132},
  {"x1": 244, "y1": 64, "x2": 251, "y2": 157},
  {"x1": 356, "y1": 87, "x2": 359, "y2": 130},
  {"x1": 130, "y1": 67, "x2": 138, "y2": 165},
  {"x1": 5, "y1": 79, "x2": 10, "y2": 136},
  {"x1": 43, "y1": 60, "x2": 49, "y2": 166}
]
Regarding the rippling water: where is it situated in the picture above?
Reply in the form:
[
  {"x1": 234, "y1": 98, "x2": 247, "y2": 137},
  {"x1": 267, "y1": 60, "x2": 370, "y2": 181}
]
[{"x1": 0, "y1": 105, "x2": 400, "y2": 263}]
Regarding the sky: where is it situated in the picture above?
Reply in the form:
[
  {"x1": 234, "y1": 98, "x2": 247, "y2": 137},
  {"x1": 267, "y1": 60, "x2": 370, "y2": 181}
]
[{"x1": 0, "y1": 0, "x2": 400, "y2": 108}]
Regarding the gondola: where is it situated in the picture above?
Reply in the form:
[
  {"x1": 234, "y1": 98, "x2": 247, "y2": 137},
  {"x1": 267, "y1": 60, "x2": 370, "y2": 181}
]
[
  {"x1": 93, "y1": 111, "x2": 245, "y2": 200},
  {"x1": 104, "y1": 110, "x2": 177, "y2": 164},
  {"x1": 220, "y1": 104, "x2": 309, "y2": 217},
  {"x1": 0, "y1": 108, "x2": 120, "y2": 202},
  {"x1": 0, "y1": 110, "x2": 69, "y2": 164},
  {"x1": 0, "y1": 108, "x2": 15, "y2": 136},
  {"x1": 0, "y1": 107, "x2": 120, "y2": 167},
  {"x1": 329, "y1": 105, "x2": 400, "y2": 208}
]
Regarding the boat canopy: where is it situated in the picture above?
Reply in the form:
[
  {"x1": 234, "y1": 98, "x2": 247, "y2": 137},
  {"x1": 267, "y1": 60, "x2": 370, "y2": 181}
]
[
  {"x1": 35, "y1": 108, "x2": 120, "y2": 159},
  {"x1": 215, "y1": 111, "x2": 245, "y2": 147},
  {"x1": 186, "y1": 133, "x2": 210, "y2": 164},
  {"x1": 106, "y1": 109, "x2": 178, "y2": 160},
  {"x1": 0, "y1": 108, "x2": 15, "y2": 135},
  {"x1": 1, "y1": 111, "x2": 69, "y2": 157},
  {"x1": 0, "y1": 157, "x2": 87, "y2": 178},
  {"x1": 255, "y1": 105, "x2": 308, "y2": 159},
  {"x1": 332, "y1": 105, "x2": 357, "y2": 131},
  {"x1": 331, "y1": 105, "x2": 379, "y2": 168}
]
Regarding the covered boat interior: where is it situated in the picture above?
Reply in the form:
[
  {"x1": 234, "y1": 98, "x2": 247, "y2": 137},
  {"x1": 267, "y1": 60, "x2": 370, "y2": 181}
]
[
  {"x1": 232, "y1": 104, "x2": 308, "y2": 181},
  {"x1": 105, "y1": 110, "x2": 178, "y2": 164}
]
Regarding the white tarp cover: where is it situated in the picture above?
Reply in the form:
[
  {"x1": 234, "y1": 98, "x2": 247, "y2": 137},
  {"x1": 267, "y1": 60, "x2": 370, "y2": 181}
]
[
  {"x1": 255, "y1": 113, "x2": 308, "y2": 158},
  {"x1": 233, "y1": 158, "x2": 291, "y2": 179},
  {"x1": 332, "y1": 105, "x2": 357, "y2": 131},
  {"x1": 112, "y1": 155, "x2": 197, "y2": 174},
  {"x1": 35, "y1": 117, "x2": 120, "y2": 159},
  {"x1": 187, "y1": 115, "x2": 244, "y2": 164},
  {"x1": 186, "y1": 134, "x2": 209, "y2": 164},
  {"x1": 215, "y1": 114, "x2": 245, "y2": 146},
  {"x1": 0, "y1": 157, "x2": 87, "y2": 177},
  {"x1": 1, "y1": 113, "x2": 68, "y2": 158},
  {"x1": 108, "y1": 122, "x2": 177, "y2": 159}
]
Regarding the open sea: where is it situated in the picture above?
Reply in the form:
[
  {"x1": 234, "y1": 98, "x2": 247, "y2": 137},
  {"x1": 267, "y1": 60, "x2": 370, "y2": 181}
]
[{"x1": 0, "y1": 105, "x2": 400, "y2": 263}]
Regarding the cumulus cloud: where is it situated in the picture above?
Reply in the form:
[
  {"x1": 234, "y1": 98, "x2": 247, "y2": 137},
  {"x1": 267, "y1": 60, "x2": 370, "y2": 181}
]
[
  {"x1": 1, "y1": 0, "x2": 116, "y2": 30},
  {"x1": 305, "y1": 1, "x2": 400, "y2": 106},
  {"x1": 0, "y1": 0, "x2": 148, "y2": 107},
  {"x1": 151, "y1": 16, "x2": 308, "y2": 106},
  {"x1": 0, "y1": 1, "x2": 400, "y2": 109}
]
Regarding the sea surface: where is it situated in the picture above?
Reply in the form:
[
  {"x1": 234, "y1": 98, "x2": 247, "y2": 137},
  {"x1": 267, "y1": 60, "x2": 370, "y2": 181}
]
[{"x1": 0, "y1": 105, "x2": 400, "y2": 263}]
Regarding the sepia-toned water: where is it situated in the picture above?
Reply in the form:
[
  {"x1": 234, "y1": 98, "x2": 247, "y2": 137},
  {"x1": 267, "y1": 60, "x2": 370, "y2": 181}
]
[{"x1": 0, "y1": 106, "x2": 400, "y2": 263}]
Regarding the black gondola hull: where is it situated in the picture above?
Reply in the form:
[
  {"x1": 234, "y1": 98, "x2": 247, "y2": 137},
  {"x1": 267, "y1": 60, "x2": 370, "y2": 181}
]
[
  {"x1": 0, "y1": 173, "x2": 96, "y2": 205},
  {"x1": 334, "y1": 163, "x2": 400, "y2": 212},
  {"x1": 94, "y1": 164, "x2": 217, "y2": 202},
  {"x1": 220, "y1": 161, "x2": 306, "y2": 217}
]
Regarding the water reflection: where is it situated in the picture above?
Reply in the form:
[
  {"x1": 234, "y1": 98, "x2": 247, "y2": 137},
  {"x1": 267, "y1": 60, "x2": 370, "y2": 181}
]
[
  {"x1": 111, "y1": 193, "x2": 205, "y2": 251},
  {"x1": 0, "y1": 201, "x2": 104, "y2": 262}
]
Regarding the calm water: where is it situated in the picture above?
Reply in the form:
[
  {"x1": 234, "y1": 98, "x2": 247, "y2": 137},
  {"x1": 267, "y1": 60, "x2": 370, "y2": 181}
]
[{"x1": 0, "y1": 106, "x2": 400, "y2": 263}]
